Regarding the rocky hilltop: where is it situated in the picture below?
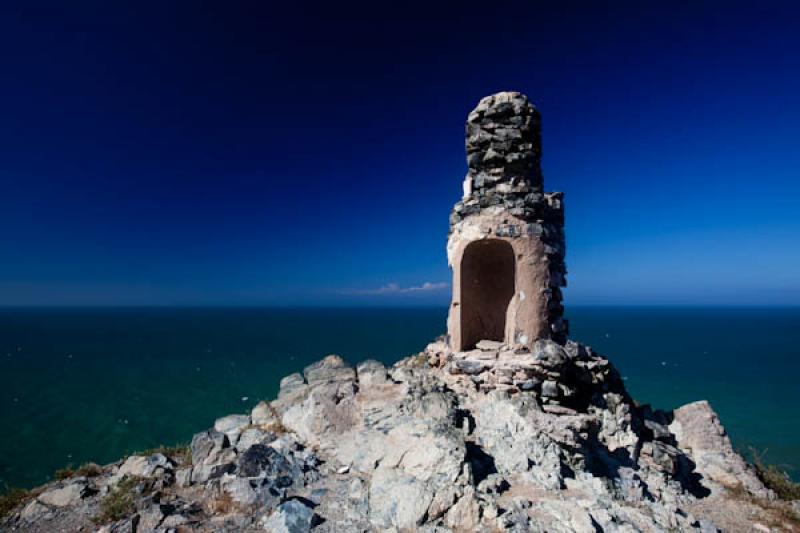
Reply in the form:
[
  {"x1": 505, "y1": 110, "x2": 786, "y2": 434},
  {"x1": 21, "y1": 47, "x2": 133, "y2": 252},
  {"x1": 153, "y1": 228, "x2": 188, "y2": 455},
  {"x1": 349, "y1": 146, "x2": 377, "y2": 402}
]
[
  {"x1": 2, "y1": 338, "x2": 798, "y2": 532},
  {"x1": 4, "y1": 92, "x2": 798, "y2": 532}
]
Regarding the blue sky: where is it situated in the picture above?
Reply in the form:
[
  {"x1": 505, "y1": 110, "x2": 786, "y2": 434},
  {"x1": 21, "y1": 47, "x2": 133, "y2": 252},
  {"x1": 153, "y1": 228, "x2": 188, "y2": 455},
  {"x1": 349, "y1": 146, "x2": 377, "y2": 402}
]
[{"x1": 1, "y1": 1, "x2": 799, "y2": 306}]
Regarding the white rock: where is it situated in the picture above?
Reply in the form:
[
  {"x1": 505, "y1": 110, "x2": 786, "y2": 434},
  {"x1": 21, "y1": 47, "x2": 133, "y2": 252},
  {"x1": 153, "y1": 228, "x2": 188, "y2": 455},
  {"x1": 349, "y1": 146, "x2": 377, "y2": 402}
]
[
  {"x1": 214, "y1": 414, "x2": 251, "y2": 439},
  {"x1": 37, "y1": 482, "x2": 84, "y2": 507},
  {"x1": 251, "y1": 401, "x2": 278, "y2": 427},
  {"x1": 368, "y1": 468, "x2": 434, "y2": 530}
]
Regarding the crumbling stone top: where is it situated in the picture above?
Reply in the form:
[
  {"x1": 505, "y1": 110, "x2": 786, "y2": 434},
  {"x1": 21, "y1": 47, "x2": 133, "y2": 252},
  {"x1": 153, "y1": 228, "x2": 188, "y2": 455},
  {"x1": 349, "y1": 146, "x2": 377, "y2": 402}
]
[
  {"x1": 451, "y1": 91, "x2": 558, "y2": 232},
  {"x1": 466, "y1": 91, "x2": 542, "y2": 192}
]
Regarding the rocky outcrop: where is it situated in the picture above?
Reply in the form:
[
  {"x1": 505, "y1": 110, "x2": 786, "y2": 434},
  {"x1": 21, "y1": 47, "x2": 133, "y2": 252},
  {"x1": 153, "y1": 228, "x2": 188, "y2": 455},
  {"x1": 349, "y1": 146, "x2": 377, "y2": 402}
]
[{"x1": 4, "y1": 339, "x2": 796, "y2": 532}]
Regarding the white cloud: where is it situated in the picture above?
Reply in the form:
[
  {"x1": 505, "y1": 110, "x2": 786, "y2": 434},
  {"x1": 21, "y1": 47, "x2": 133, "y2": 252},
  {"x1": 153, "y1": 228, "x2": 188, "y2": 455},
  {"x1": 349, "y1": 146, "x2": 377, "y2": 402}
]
[{"x1": 344, "y1": 281, "x2": 449, "y2": 296}]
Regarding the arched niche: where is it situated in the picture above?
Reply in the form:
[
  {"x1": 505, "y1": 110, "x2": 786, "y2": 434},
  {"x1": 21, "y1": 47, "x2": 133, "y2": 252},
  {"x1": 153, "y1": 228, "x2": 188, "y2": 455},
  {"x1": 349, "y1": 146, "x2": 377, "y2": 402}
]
[{"x1": 459, "y1": 239, "x2": 515, "y2": 350}]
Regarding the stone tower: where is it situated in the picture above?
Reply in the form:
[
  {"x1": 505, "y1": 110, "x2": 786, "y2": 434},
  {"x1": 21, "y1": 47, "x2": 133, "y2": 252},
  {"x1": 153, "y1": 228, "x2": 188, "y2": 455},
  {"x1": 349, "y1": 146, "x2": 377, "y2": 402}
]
[{"x1": 446, "y1": 92, "x2": 567, "y2": 351}]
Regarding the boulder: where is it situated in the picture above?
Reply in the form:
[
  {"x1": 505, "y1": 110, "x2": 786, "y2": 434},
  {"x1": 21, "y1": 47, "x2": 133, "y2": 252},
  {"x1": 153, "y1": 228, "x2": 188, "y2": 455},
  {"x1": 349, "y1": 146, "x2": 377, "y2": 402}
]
[
  {"x1": 214, "y1": 413, "x2": 251, "y2": 439},
  {"x1": 261, "y1": 499, "x2": 316, "y2": 533},
  {"x1": 236, "y1": 427, "x2": 274, "y2": 451},
  {"x1": 356, "y1": 359, "x2": 388, "y2": 388},
  {"x1": 116, "y1": 453, "x2": 173, "y2": 479},
  {"x1": 303, "y1": 355, "x2": 355, "y2": 384},
  {"x1": 251, "y1": 401, "x2": 280, "y2": 427},
  {"x1": 670, "y1": 400, "x2": 770, "y2": 497},
  {"x1": 368, "y1": 468, "x2": 434, "y2": 530},
  {"x1": 37, "y1": 482, "x2": 86, "y2": 507},
  {"x1": 191, "y1": 429, "x2": 231, "y2": 466}
]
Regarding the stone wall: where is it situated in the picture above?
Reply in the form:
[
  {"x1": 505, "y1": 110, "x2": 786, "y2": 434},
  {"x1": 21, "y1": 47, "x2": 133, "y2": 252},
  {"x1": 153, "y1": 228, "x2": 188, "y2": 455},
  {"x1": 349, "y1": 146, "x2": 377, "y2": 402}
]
[{"x1": 448, "y1": 92, "x2": 567, "y2": 347}]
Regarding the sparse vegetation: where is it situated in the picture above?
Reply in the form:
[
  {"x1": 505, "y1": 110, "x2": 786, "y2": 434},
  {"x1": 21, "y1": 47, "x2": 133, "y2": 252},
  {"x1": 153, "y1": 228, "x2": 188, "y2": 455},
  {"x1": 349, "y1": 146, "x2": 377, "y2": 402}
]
[
  {"x1": 749, "y1": 447, "x2": 800, "y2": 501},
  {"x1": 0, "y1": 487, "x2": 33, "y2": 519},
  {"x1": 135, "y1": 443, "x2": 192, "y2": 466},
  {"x1": 207, "y1": 491, "x2": 236, "y2": 515},
  {"x1": 94, "y1": 476, "x2": 139, "y2": 524},
  {"x1": 725, "y1": 481, "x2": 800, "y2": 529},
  {"x1": 54, "y1": 462, "x2": 104, "y2": 480},
  {"x1": 407, "y1": 352, "x2": 429, "y2": 368}
]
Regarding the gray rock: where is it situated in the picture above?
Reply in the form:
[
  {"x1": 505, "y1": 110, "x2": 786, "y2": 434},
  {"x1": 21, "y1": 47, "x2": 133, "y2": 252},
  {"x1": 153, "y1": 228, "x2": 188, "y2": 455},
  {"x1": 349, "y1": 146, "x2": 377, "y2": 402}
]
[
  {"x1": 541, "y1": 379, "x2": 559, "y2": 398},
  {"x1": 670, "y1": 400, "x2": 770, "y2": 497},
  {"x1": 20, "y1": 499, "x2": 51, "y2": 521},
  {"x1": 223, "y1": 476, "x2": 259, "y2": 505},
  {"x1": 175, "y1": 467, "x2": 193, "y2": 487},
  {"x1": 214, "y1": 413, "x2": 251, "y2": 439},
  {"x1": 454, "y1": 359, "x2": 486, "y2": 375},
  {"x1": 236, "y1": 427, "x2": 273, "y2": 452},
  {"x1": 37, "y1": 483, "x2": 82, "y2": 507},
  {"x1": 251, "y1": 400, "x2": 279, "y2": 427},
  {"x1": 532, "y1": 339, "x2": 568, "y2": 367},
  {"x1": 278, "y1": 373, "x2": 306, "y2": 398},
  {"x1": 304, "y1": 354, "x2": 355, "y2": 384},
  {"x1": 476, "y1": 339, "x2": 504, "y2": 350},
  {"x1": 191, "y1": 429, "x2": 230, "y2": 466},
  {"x1": 368, "y1": 468, "x2": 434, "y2": 530},
  {"x1": 356, "y1": 359, "x2": 388, "y2": 388},
  {"x1": 116, "y1": 453, "x2": 173, "y2": 480},
  {"x1": 261, "y1": 499, "x2": 316, "y2": 533},
  {"x1": 237, "y1": 443, "x2": 290, "y2": 478}
]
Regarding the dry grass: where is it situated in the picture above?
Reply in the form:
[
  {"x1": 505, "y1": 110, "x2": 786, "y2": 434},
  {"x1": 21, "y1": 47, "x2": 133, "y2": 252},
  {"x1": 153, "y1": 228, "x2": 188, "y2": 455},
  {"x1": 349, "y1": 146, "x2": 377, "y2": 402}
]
[
  {"x1": 94, "y1": 476, "x2": 140, "y2": 524},
  {"x1": 54, "y1": 462, "x2": 104, "y2": 480},
  {"x1": 207, "y1": 491, "x2": 236, "y2": 515},
  {"x1": 725, "y1": 481, "x2": 800, "y2": 530},
  {"x1": 0, "y1": 487, "x2": 32, "y2": 520},
  {"x1": 406, "y1": 352, "x2": 429, "y2": 368},
  {"x1": 136, "y1": 443, "x2": 192, "y2": 466},
  {"x1": 749, "y1": 448, "x2": 800, "y2": 501}
]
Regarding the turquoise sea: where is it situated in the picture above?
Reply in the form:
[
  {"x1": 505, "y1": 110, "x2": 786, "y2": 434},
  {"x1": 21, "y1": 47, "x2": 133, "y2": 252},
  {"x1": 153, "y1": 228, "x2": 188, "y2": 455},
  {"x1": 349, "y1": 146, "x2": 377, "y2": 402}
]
[{"x1": 0, "y1": 306, "x2": 798, "y2": 490}]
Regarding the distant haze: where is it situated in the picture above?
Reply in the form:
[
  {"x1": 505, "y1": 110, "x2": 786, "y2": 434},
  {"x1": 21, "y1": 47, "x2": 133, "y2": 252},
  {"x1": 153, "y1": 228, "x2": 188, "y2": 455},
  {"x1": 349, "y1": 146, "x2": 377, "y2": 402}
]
[{"x1": 1, "y1": 3, "x2": 799, "y2": 306}]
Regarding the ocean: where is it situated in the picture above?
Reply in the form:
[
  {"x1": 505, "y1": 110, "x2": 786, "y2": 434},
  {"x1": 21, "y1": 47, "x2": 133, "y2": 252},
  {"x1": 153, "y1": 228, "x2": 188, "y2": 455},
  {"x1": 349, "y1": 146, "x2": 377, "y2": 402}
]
[{"x1": 0, "y1": 306, "x2": 797, "y2": 490}]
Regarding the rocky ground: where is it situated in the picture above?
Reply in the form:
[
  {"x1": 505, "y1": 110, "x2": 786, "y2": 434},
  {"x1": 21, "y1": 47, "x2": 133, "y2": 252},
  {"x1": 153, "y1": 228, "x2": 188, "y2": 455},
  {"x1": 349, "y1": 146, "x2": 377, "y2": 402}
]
[{"x1": 2, "y1": 338, "x2": 799, "y2": 532}]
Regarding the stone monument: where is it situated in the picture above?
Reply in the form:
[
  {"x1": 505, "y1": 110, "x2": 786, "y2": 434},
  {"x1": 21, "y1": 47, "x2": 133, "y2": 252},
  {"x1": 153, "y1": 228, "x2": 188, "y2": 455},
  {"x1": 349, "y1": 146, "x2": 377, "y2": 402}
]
[{"x1": 447, "y1": 92, "x2": 567, "y2": 351}]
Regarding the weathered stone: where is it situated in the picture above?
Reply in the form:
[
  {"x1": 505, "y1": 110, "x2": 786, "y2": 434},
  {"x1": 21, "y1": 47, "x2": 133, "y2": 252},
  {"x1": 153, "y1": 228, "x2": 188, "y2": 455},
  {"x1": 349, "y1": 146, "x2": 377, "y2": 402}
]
[
  {"x1": 368, "y1": 468, "x2": 434, "y2": 530},
  {"x1": 278, "y1": 373, "x2": 306, "y2": 397},
  {"x1": 175, "y1": 467, "x2": 193, "y2": 487},
  {"x1": 356, "y1": 359, "x2": 388, "y2": 388},
  {"x1": 261, "y1": 499, "x2": 316, "y2": 533},
  {"x1": 251, "y1": 400, "x2": 279, "y2": 427},
  {"x1": 191, "y1": 429, "x2": 230, "y2": 466},
  {"x1": 236, "y1": 427, "x2": 273, "y2": 452},
  {"x1": 214, "y1": 413, "x2": 250, "y2": 439},
  {"x1": 304, "y1": 354, "x2": 355, "y2": 384},
  {"x1": 37, "y1": 482, "x2": 86, "y2": 507},
  {"x1": 541, "y1": 379, "x2": 559, "y2": 398},
  {"x1": 20, "y1": 499, "x2": 51, "y2": 521},
  {"x1": 476, "y1": 339, "x2": 504, "y2": 350},
  {"x1": 237, "y1": 443, "x2": 290, "y2": 478},
  {"x1": 448, "y1": 92, "x2": 568, "y2": 349},
  {"x1": 670, "y1": 400, "x2": 770, "y2": 497},
  {"x1": 116, "y1": 453, "x2": 173, "y2": 480},
  {"x1": 454, "y1": 359, "x2": 486, "y2": 375}
]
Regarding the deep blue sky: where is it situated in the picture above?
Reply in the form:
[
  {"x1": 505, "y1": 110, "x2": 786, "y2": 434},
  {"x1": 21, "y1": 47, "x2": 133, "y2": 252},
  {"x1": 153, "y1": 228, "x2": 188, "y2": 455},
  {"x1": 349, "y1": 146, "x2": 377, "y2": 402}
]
[{"x1": 2, "y1": 1, "x2": 799, "y2": 306}]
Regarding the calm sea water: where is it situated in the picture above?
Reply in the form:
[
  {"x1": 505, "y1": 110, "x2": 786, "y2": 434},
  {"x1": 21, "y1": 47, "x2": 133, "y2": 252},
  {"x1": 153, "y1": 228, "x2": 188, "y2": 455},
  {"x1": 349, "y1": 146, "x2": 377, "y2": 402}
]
[{"x1": 0, "y1": 306, "x2": 797, "y2": 490}]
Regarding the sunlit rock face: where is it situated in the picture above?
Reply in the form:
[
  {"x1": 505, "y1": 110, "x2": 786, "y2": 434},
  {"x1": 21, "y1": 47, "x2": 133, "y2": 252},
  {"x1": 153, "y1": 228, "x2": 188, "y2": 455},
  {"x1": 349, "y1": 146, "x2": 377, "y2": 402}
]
[{"x1": 448, "y1": 91, "x2": 567, "y2": 351}]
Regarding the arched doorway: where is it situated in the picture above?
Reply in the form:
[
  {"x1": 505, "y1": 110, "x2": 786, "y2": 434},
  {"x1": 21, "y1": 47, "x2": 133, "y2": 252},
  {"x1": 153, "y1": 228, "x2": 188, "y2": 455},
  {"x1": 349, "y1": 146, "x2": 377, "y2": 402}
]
[{"x1": 460, "y1": 239, "x2": 515, "y2": 350}]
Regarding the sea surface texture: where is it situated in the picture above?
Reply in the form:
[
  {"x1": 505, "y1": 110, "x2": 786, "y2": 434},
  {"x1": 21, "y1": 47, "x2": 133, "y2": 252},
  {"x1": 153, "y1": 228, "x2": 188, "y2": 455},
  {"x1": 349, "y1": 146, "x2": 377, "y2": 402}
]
[{"x1": 0, "y1": 306, "x2": 797, "y2": 489}]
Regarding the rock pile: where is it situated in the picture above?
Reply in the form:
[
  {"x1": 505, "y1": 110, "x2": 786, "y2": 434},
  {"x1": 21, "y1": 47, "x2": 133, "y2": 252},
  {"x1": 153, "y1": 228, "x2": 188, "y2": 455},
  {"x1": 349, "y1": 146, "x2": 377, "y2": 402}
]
[{"x1": 4, "y1": 343, "x2": 795, "y2": 532}]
